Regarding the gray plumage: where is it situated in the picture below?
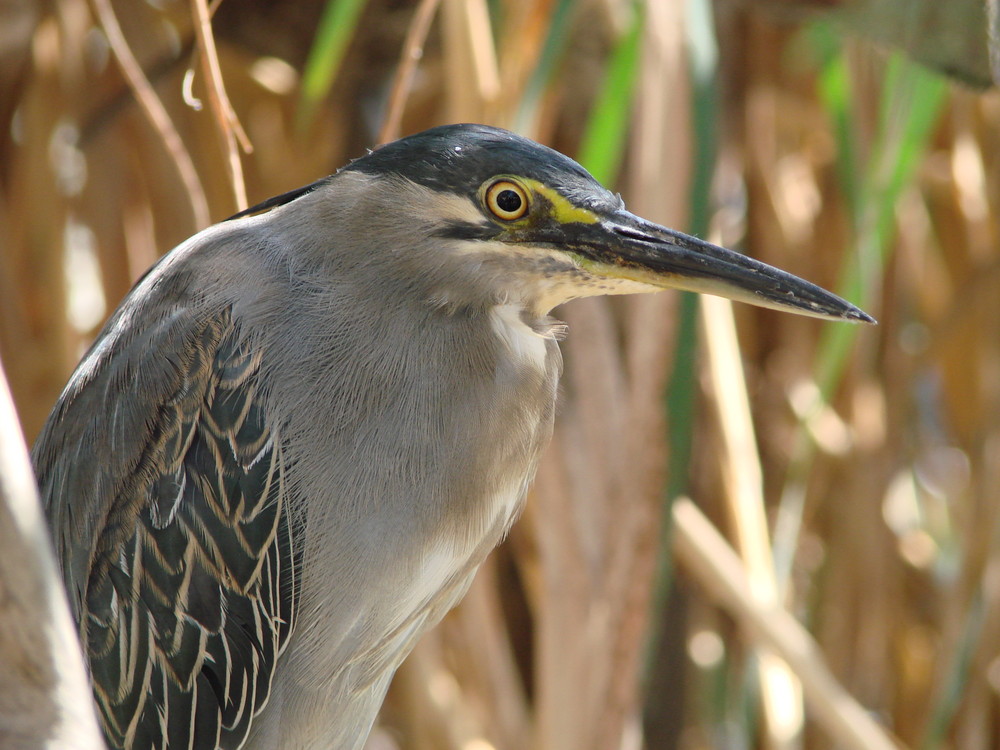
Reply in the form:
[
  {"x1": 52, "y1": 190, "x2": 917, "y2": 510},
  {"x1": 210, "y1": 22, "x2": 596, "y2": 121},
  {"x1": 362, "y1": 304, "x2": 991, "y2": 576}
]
[{"x1": 32, "y1": 124, "x2": 871, "y2": 750}]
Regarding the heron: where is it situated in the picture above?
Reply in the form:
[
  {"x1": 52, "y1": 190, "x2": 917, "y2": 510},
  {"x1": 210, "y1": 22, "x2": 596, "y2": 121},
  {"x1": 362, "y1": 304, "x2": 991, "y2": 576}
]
[{"x1": 32, "y1": 123, "x2": 872, "y2": 750}]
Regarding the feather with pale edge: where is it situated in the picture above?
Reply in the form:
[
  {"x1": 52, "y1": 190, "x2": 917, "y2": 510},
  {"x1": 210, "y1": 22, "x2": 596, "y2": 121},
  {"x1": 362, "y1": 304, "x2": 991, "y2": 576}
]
[{"x1": 34, "y1": 309, "x2": 297, "y2": 750}]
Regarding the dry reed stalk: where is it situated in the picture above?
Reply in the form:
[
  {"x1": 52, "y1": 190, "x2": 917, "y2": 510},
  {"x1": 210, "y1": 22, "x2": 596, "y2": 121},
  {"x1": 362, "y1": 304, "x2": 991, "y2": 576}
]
[
  {"x1": 441, "y1": 0, "x2": 500, "y2": 125},
  {"x1": 494, "y1": 0, "x2": 556, "y2": 125},
  {"x1": 189, "y1": 0, "x2": 250, "y2": 212},
  {"x1": 701, "y1": 292, "x2": 806, "y2": 749},
  {"x1": 1, "y1": 15, "x2": 72, "y2": 439},
  {"x1": 672, "y1": 496, "x2": 901, "y2": 750},
  {"x1": 448, "y1": 559, "x2": 530, "y2": 747},
  {"x1": 377, "y1": 0, "x2": 444, "y2": 145},
  {"x1": 89, "y1": 0, "x2": 209, "y2": 229},
  {"x1": 0, "y1": 362, "x2": 105, "y2": 749}
]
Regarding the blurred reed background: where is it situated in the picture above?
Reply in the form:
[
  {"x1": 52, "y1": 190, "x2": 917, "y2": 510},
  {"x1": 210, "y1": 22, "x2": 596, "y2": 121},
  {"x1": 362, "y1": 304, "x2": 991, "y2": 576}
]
[{"x1": 1, "y1": 0, "x2": 998, "y2": 748}]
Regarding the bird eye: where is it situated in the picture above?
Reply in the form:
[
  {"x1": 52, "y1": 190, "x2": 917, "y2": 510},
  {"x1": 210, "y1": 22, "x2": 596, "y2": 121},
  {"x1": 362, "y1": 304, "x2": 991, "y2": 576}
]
[{"x1": 485, "y1": 180, "x2": 529, "y2": 221}]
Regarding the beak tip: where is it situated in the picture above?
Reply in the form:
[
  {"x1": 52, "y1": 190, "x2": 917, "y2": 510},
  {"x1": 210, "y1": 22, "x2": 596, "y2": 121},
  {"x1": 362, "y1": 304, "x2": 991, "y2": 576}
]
[{"x1": 843, "y1": 306, "x2": 878, "y2": 325}]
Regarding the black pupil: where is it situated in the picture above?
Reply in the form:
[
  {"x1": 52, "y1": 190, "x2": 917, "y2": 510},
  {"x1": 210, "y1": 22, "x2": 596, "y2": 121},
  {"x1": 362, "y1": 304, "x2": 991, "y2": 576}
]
[{"x1": 496, "y1": 189, "x2": 522, "y2": 214}]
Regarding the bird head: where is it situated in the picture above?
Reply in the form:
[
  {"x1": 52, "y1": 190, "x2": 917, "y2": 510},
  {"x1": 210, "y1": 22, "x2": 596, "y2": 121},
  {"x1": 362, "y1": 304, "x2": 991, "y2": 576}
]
[{"x1": 245, "y1": 124, "x2": 874, "y2": 324}]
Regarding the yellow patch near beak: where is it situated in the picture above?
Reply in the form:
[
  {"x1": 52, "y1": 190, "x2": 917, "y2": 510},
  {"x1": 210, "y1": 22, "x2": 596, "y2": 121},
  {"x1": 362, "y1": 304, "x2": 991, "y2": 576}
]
[{"x1": 520, "y1": 179, "x2": 601, "y2": 226}]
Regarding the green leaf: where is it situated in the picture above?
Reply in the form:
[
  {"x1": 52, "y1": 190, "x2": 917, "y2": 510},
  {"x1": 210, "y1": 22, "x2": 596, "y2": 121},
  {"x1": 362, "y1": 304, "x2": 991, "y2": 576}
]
[
  {"x1": 577, "y1": 2, "x2": 644, "y2": 185},
  {"x1": 298, "y1": 0, "x2": 369, "y2": 129}
]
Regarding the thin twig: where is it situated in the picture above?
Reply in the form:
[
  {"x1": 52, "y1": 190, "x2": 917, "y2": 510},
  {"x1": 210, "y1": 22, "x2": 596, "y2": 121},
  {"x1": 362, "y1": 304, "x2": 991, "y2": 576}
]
[
  {"x1": 90, "y1": 0, "x2": 210, "y2": 230},
  {"x1": 189, "y1": 0, "x2": 250, "y2": 211},
  {"x1": 672, "y1": 497, "x2": 902, "y2": 750},
  {"x1": 377, "y1": 0, "x2": 444, "y2": 145},
  {"x1": 442, "y1": 0, "x2": 500, "y2": 126}
]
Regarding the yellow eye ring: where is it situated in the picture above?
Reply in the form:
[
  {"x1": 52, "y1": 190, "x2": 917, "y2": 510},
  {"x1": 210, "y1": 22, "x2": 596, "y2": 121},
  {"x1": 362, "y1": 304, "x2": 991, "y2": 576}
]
[{"x1": 485, "y1": 180, "x2": 529, "y2": 221}]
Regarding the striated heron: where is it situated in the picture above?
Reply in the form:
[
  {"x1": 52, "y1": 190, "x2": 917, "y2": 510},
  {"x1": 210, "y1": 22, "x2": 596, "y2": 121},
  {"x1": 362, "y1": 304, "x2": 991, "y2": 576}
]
[{"x1": 32, "y1": 124, "x2": 872, "y2": 750}]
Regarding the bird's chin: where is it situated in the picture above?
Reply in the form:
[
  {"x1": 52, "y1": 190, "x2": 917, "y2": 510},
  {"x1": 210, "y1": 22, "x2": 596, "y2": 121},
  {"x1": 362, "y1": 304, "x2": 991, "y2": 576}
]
[{"x1": 524, "y1": 274, "x2": 665, "y2": 316}]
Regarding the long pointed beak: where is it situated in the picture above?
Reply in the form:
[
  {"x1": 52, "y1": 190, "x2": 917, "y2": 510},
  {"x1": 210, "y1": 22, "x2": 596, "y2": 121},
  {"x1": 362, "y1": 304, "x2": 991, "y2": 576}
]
[{"x1": 574, "y1": 211, "x2": 875, "y2": 323}]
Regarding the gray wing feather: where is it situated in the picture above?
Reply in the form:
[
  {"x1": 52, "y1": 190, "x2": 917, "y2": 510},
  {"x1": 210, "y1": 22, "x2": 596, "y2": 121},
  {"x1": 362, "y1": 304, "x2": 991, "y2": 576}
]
[{"x1": 33, "y1": 300, "x2": 297, "y2": 750}]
